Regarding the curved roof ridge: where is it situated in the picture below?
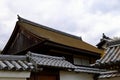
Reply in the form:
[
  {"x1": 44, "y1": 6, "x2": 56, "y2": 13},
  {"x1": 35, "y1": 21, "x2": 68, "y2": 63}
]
[
  {"x1": 27, "y1": 51, "x2": 65, "y2": 60},
  {"x1": 18, "y1": 16, "x2": 82, "y2": 41},
  {"x1": 0, "y1": 54, "x2": 26, "y2": 60}
]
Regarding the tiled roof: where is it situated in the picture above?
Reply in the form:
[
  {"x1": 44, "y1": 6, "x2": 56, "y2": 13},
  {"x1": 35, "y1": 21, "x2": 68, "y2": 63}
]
[
  {"x1": 107, "y1": 39, "x2": 120, "y2": 47},
  {"x1": 99, "y1": 70, "x2": 120, "y2": 79},
  {"x1": 27, "y1": 52, "x2": 76, "y2": 69},
  {"x1": 0, "y1": 52, "x2": 105, "y2": 74},
  {"x1": 92, "y1": 39, "x2": 120, "y2": 79},
  {"x1": 74, "y1": 66, "x2": 105, "y2": 74},
  {"x1": 0, "y1": 55, "x2": 34, "y2": 71},
  {"x1": 100, "y1": 46, "x2": 120, "y2": 63},
  {"x1": 93, "y1": 44, "x2": 120, "y2": 68},
  {"x1": 96, "y1": 33, "x2": 112, "y2": 49},
  {"x1": 27, "y1": 52, "x2": 105, "y2": 73}
]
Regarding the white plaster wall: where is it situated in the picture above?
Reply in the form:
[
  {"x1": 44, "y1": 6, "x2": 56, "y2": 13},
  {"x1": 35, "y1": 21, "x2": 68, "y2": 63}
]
[
  {"x1": 99, "y1": 77, "x2": 120, "y2": 80},
  {"x1": 0, "y1": 78, "x2": 26, "y2": 80},
  {"x1": 0, "y1": 71, "x2": 30, "y2": 78},
  {"x1": 60, "y1": 71, "x2": 94, "y2": 80},
  {"x1": 0, "y1": 71, "x2": 30, "y2": 80}
]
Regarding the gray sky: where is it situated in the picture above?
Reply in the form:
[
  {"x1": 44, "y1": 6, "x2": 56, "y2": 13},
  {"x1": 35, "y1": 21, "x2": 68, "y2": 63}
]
[{"x1": 1, "y1": 0, "x2": 120, "y2": 50}]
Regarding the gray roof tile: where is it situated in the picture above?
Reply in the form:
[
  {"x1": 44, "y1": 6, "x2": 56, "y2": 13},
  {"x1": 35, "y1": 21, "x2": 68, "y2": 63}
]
[
  {"x1": 75, "y1": 66, "x2": 105, "y2": 74},
  {"x1": 94, "y1": 45, "x2": 120, "y2": 68},
  {"x1": 27, "y1": 52, "x2": 104, "y2": 73},
  {"x1": 27, "y1": 52, "x2": 75, "y2": 69},
  {"x1": 99, "y1": 70, "x2": 120, "y2": 79},
  {"x1": 0, "y1": 52, "x2": 103, "y2": 74},
  {"x1": 0, "y1": 55, "x2": 34, "y2": 71}
]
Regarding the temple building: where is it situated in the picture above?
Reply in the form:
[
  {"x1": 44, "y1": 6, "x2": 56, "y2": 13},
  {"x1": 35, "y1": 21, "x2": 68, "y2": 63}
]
[{"x1": 0, "y1": 16, "x2": 111, "y2": 80}]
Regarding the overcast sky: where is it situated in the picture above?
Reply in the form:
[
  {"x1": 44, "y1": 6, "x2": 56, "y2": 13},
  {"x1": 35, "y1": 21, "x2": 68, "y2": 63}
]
[{"x1": 1, "y1": 0, "x2": 120, "y2": 50}]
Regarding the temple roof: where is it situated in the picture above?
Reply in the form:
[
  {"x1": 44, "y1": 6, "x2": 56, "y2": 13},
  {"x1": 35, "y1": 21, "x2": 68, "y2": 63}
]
[
  {"x1": 18, "y1": 16, "x2": 103, "y2": 54},
  {"x1": 18, "y1": 16, "x2": 82, "y2": 41},
  {"x1": 2, "y1": 16, "x2": 103, "y2": 55}
]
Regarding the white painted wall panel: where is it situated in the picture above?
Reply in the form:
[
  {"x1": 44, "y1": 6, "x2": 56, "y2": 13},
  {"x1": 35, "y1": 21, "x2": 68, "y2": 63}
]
[
  {"x1": 0, "y1": 71, "x2": 30, "y2": 78},
  {"x1": 0, "y1": 78, "x2": 26, "y2": 80},
  {"x1": 0, "y1": 71, "x2": 30, "y2": 80},
  {"x1": 99, "y1": 77, "x2": 120, "y2": 80},
  {"x1": 60, "y1": 71, "x2": 94, "y2": 80}
]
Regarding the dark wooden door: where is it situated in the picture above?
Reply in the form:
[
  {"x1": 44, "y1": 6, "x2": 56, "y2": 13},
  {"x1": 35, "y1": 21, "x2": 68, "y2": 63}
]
[
  {"x1": 27, "y1": 72, "x2": 57, "y2": 80},
  {"x1": 38, "y1": 75, "x2": 56, "y2": 80}
]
